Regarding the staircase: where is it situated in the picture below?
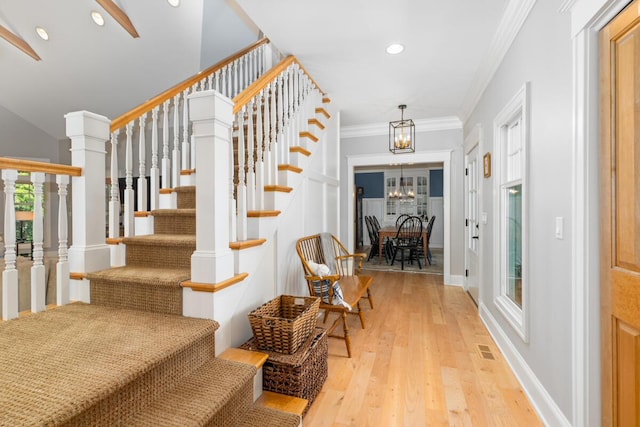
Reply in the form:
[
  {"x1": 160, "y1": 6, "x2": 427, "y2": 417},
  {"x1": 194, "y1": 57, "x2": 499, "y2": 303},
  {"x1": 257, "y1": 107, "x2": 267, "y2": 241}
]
[
  {"x1": 0, "y1": 184, "x2": 302, "y2": 425},
  {"x1": 0, "y1": 38, "x2": 335, "y2": 425}
]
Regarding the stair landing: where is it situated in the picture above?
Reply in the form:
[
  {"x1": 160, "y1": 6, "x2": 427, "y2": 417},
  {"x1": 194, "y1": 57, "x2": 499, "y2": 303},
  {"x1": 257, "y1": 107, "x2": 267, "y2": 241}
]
[{"x1": 0, "y1": 303, "x2": 219, "y2": 425}]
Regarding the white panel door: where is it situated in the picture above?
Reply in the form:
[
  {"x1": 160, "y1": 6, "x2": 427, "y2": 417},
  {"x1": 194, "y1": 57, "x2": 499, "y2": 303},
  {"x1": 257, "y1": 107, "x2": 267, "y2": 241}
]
[{"x1": 465, "y1": 144, "x2": 480, "y2": 304}]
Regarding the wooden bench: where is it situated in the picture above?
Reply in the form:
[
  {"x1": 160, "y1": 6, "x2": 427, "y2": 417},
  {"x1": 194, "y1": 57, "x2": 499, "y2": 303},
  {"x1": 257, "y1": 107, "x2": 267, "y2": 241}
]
[{"x1": 296, "y1": 234, "x2": 374, "y2": 357}]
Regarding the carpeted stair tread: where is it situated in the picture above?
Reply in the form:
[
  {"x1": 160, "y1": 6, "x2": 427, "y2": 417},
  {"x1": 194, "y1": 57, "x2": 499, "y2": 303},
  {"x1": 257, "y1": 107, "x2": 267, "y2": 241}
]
[
  {"x1": 175, "y1": 186, "x2": 195, "y2": 209},
  {"x1": 123, "y1": 234, "x2": 196, "y2": 246},
  {"x1": 128, "y1": 358, "x2": 256, "y2": 426},
  {"x1": 151, "y1": 209, "x2": 196, "y2": 235},
  {"x1": 88, "y1": 265, "x2": 190, "y2": 285},
  {"x1": 0, "y1": 303, "x2": 218, "y2": 426},
  {"x1": 151, "y1": 208, "x2": 195, "y2": 216},
  {"x1": 235, "y1": 406, "x2": 301, "y2": 427},
  {"x1": 88, "y1": 266, "x2": 188, "y2": 315},
  {"x1": 123, "y1": 234, "x2": 195, "y2": 269}
]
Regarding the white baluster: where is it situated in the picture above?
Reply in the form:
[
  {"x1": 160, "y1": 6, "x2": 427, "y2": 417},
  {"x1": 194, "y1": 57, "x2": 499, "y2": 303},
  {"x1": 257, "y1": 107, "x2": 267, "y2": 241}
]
[
  {"x1": 213, "y1": 70, "x2": 220, "y2": 93},
  {"x1": 255, "y1": 92, "x2": 264, "y2": 210},
  {"x1": 288, "y1": 66, "x2": 294, "y2": 125},
  {"x1": 221, "y1": 66, "x2": 228, "y2": 97},
  {"x1": 182, "y1": 89, "x2": 190, "y2": 172},
  {"x1": 30, "y1": 172, "x2": 45, "y2": 313},
  {"x1": 150, "y1": 107, "x2": 160, "y2": 211},
  {"x1": 229, "y1": 125, "x2": 237, "y2": 243},
  {"x1": 270, "y1": 80, "x2": 278, "y2": 184},
  {"x1": 124, "y1": 122, "x2": 135, "y2": 237},
  {"x1": 172, "y1": 94, "x2": 181, "y2": 188},
  {"x1": 236, "y1": 107, "x2": 247, "y2": 241},
  {"x1": 207, "y1": 74, "x2": 214, "y2": 91},
  {"x1": 234, "y1": 61, "x2": 239, "y2": 97},
  {"x1": 239, "y1": 56, "x2": 246, "y2": 93},
  {"x1": 246, "y1": 99, "x2": 255, "y2": 211},
  {"x1": 263, "y1": 85, "x2": 272, "y2": 188},
  {"x1": 109, "y1": 131, "x2": 120, "y2": 239},
  {"x1": 2, "y1": 169, "x2": 18, "y2": 320},
  {"x1": 276, "y1": 75, "x2": 284, "y2": 186},
  {"x1": 56, "y1": 175, "x2": 70, "y2": 306},
  {"x1": 138, "y1": 115, "x2": 148, "y2": 212},
  {"x1": 162, "y1": 101, "x2": 170, "y2": 189}
]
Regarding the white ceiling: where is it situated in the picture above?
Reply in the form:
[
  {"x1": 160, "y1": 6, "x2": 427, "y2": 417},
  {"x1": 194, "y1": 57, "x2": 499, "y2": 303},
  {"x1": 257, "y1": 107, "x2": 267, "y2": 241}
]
[
  {"x1": 0, "y1": 0, "x2": 513, "y2": 142},
  {"x1": 235, "y1": 0, "x2": 510, "y2": 128},
  {"x1": 0, "y1": 0, "x2": 205, "y2": 141}
]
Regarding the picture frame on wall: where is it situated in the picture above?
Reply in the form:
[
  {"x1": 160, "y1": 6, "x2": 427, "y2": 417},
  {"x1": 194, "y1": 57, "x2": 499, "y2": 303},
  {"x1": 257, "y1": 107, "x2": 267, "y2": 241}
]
[{"x1": 483, "y1": 152, "x2": 491, "y2": 178}]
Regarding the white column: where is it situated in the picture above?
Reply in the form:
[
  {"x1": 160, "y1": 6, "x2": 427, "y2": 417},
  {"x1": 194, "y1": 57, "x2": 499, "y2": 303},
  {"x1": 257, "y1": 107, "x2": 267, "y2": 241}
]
[
  {"x1": 65, "y1": 111, "x2": 111, "y2": 277},
  {"x1": 188, "y1": 90, "x2": 235, "y2": 285}
]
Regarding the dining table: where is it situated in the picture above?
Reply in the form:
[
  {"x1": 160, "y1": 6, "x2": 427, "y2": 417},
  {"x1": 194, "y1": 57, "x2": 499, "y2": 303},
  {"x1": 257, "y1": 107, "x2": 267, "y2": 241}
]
[{"x1": 378, "y1": 225, "x2": 429, "y2": 266}]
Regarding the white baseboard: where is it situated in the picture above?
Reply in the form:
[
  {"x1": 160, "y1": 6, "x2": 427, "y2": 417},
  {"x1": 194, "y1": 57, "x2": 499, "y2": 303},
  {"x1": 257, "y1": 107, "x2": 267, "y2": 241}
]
[
  {"x1": 479, "y1": 303, "x2": 571, "y2": 427},
  {"x1": 445, "y1": 274, "x2": 464, "y2": 287}
]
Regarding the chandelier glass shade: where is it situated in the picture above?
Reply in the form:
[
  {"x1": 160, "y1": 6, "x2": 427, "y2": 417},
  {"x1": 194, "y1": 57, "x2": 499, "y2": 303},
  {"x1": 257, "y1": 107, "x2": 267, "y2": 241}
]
[
  {"x1": 388, "y1": 164, "x2": 415, "y2": 201},
  {"x1": 389, "y1": 104, "x2": 415, "y2": 154}
]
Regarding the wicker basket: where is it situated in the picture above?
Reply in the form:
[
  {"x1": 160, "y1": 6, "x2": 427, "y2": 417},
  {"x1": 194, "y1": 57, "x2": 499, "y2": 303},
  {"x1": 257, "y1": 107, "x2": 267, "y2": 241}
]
[
  {"x1": 248, "y1": 295, "x2": 320, "y2": 354},
  {"x1": 241, "y1": 327, "x2": 328, "y2": 415}
]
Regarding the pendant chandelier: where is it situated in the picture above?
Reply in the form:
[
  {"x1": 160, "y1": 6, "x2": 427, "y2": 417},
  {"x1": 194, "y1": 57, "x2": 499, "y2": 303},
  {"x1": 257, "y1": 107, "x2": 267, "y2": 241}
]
[
  {"x1": 388, "y1": 164, "x2": 415, "y2": 201},
  {"x1": 389, "y1": 104, "x2": 415, "y2": 154}
]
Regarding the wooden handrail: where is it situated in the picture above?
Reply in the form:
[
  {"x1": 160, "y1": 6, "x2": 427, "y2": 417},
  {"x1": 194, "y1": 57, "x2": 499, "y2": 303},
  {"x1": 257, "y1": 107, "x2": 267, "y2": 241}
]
[
  {"x1": 0, "y1": 157, "x2": 82, "y2": 176},
  {"x1": 111, "y1": 37, "x2": 270, "y2": 132},
  {"x1": 232, "y1": 55, "x2": 325, "y2": 114}
]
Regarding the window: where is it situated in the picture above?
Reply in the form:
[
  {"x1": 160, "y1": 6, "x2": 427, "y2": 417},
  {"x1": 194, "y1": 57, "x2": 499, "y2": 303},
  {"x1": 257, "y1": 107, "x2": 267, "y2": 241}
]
[{"x1": 493, "y1": 83, "x2": 529, "y2": 342}]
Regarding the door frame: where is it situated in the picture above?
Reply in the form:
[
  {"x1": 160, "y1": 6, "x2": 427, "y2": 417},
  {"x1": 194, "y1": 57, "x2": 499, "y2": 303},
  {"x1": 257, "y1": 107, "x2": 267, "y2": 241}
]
[
  {"x1": 463, "y1": 125, "x2": 483, "y2": 304},
  {"x1": 345, "y1": 150, "x2": 453, "y2": 284},
  {"x1": 567, "y1": 0, "x2": 631, "y2": 425}
]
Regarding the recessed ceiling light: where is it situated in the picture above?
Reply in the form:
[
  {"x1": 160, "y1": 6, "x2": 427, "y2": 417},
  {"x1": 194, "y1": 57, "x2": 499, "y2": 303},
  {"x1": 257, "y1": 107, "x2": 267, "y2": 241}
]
[
  {"x1": 35, "y1": 27, "x2": 49, "y2": 41},
  {"x1": 167, "y1": 0, "x2": 180, "y2": 7},
  {"x1": 386, "y1": 43, "x2": 404, "y2": 55},
  {"x1": 91, "y1": 10, "x2": 105, "y2": 26}
]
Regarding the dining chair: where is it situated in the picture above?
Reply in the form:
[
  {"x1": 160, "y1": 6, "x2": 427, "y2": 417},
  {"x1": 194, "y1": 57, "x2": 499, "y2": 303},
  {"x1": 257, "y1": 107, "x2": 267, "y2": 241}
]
[
  {"x1": 395, "y1": 214, "x2": 411, "y2": 228},
  {"x1": 364, "y1": 216, "x2": 380, "y2": 261},
  {"x1": 390, "y1": 216, "x2": 423, "y2": 270}
]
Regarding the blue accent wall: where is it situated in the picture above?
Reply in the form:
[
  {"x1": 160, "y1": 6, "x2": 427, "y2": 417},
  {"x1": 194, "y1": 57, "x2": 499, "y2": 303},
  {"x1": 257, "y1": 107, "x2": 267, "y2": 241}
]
[
  {"x1": 355, "y1": 172, "x2": 384, "y2": 198},
  {"x1": 430, "y1": 169, "x2": 443, "y2": 197}
]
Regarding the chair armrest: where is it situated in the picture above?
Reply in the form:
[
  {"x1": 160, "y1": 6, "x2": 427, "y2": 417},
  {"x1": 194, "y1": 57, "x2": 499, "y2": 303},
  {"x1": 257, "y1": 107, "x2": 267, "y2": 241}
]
[
  {"x1": 304, "y1": 274, "x2": 340, "y2": 283},
  {"x1": 335, "y1": 254, "x2": 366, "y2": 275}
]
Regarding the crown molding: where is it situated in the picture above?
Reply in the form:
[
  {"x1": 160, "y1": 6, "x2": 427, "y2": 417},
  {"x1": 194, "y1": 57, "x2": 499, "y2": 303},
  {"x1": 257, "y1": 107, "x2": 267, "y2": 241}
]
[
  {"x1": 559, "y1": 0, "x2": 577, "y2": 13},
  {"x1": 459, "y1": 0, "x2": 537, "y2": 123},
  {"x1": 340, "y1": 116, "x2": 462, "y2": 139}
]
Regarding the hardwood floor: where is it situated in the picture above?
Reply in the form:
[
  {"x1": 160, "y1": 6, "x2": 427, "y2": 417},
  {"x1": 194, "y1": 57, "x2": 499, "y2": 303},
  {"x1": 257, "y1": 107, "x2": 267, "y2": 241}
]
[{"x1": 303, "y1": 271, "x2": 542, "y2": 426}]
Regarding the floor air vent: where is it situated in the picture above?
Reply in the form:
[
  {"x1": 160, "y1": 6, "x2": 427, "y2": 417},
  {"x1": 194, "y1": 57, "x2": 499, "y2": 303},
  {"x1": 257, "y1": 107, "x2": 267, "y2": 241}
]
[{"x1": 477, "y1": 344, "x2": 495, "y2": 360}]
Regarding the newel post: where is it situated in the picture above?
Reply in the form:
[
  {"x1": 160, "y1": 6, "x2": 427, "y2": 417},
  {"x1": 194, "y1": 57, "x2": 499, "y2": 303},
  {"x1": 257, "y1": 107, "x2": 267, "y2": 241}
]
[
  {"x1": 188, "y1": 90, "x2": 235, "y2": 286},
  {"x1": 65, "y1": 111, "x2": 111, "y2": 302}
]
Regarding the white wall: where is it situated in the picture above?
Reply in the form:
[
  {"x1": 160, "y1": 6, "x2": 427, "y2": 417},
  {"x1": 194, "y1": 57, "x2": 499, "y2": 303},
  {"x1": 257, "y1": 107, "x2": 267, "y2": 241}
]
[
  {"x1": 0, "y1": 105, "x2": 64, "y2": 252},
  {"x1": 464, "y1": 1, "x2": 574, "y2": 424},
  {"x1": 278, "y1": 100, "x2": 341, "y2": 299},
  {"x1": 200, "y1": 0, "x2": 261, "y2": 69},
  {"x1": 340, "y1": 127, "x2": 464, "y2": 279}
]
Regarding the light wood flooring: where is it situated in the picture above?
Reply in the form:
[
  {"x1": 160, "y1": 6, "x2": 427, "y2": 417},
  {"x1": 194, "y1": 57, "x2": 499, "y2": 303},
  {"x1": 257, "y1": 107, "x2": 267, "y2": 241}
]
[{"x1": 303, "y1": 271, "x2": 542, "y2": 427}]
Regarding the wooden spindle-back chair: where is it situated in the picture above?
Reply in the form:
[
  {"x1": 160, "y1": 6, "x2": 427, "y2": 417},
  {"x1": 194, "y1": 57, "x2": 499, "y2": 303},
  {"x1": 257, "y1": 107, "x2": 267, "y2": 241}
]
[{"x1": 296, "y1": 233, "x2": 374, "y2": 357}]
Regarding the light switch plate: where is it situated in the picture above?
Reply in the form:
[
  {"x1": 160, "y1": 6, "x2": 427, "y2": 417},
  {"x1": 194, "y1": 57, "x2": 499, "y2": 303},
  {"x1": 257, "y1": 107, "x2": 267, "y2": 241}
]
[
  {"x1": 555, "y1": 217, "x2": 563, "y2": 239},
  {"x1": 482, "y1": 212, "x2": 488, "y2": 224}
]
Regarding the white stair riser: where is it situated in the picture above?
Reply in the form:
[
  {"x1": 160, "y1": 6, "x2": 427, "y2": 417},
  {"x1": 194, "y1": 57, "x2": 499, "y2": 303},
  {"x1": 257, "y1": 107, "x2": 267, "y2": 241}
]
[
  {"x1": 248, "y1": 217, "x2": 278, "y2": 240},
  {"x1": 233, "y1": 245, "x2": 263, "y2": 275},
  {"x1": 159, "y1": 192, "x2": 177, "y2": 209},
  {"x1": 264, "y1": 191, "x2": 290, "y2": 211}
]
